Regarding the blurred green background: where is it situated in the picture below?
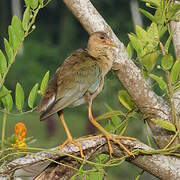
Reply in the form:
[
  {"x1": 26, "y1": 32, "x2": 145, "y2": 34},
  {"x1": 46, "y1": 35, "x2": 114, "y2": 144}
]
[{"x1": 0, "y1": 0, "x2": 158, "y2": 179}]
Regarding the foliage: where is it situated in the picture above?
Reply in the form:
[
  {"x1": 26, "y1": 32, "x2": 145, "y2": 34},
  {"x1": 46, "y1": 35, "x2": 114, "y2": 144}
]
[
  {"x1": 0, "y1": 0, "x2": 51, "y2": 162},
  {"x1": 127, "y1": 0, "x2": 180, "y2": 130},
  {"x1": 0, "y1": 0, "x2": 180, "y2": 179}
]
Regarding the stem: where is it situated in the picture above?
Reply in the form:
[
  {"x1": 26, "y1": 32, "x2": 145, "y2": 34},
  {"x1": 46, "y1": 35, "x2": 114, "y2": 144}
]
[
  {"x1": 145, "y1": 120, "x2": 152, "y2": 147},
  {"x1": 159, "y1": 41, "x2": 176, "y2": 125},
  {"x1": 1, "y1": 112, "x2": 7, "y2": 150},
  {"x1": 163, "y1": 130, "x2": 179, "y2": 149},
  {"x1": 166, "y1": 71, "x2": 176, "y2": 125}
]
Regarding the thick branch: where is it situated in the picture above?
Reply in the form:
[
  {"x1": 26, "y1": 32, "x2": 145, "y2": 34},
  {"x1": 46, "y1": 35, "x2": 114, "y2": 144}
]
[
  {"x1": 0, "y1": 136, "x2": 180, "y2": 180},
  {"x1": 170, "y1": 1, "x2": 180, "y2": 114},
  {"x1": 130, "y1": 0, "x2": 143, "y2": 30},
  {"x1": 63, "y1": 0, "x2": 179, "y2": 148},
  {"x1": 170, "y1": 1, "x2": 180, "y2": 58}
]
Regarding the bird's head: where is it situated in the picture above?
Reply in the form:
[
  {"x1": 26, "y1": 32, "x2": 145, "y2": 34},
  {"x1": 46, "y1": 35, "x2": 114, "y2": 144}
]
[{"x1": 87, "y1": 31, "x2": 117, "y2": 58}]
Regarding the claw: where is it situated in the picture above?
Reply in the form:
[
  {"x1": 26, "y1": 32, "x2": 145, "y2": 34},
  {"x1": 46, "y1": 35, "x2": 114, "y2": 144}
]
[
  {"x1": 59, "y1": 138, "x2": 84, "y2": 158},
  {"x1": 106, "y1": 134, "x2": 136, "y2": 157}
]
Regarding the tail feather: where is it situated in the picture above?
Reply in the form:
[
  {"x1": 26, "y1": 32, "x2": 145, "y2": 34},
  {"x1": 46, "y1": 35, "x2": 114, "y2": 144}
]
[
  {"x1": 36, "y1": 94, "x2": 55, "y2": 112},
  {"x1": 35, "y1": 94, "x2": 56, "y2": 121},
  {"x1": 38, "y1": 95, "x2": 79, "y2": 121}
]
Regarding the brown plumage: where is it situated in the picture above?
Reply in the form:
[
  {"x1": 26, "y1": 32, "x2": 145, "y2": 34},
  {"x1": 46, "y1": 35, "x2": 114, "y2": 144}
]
[{"x1": 36, "y1": 32, "x2": 135, "y2": 157}]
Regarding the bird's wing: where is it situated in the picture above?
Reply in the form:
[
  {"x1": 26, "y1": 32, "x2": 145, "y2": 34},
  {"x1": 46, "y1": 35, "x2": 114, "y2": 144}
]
[{"x1": 36, "y1": 49, "x2": 101, "y2": 120}]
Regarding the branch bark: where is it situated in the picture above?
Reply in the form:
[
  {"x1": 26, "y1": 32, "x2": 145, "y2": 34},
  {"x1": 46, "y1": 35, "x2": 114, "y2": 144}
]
[
  {"x1": 0, "y1": 136, "x2": 180, "y2": 180},
  {"x1": 63, "y1": 0, "x2": 179, "y2": 149},
  {"x1": 170, "y1": 1, "x2": 180, "y2": 58},
  {"x1": 130, "y1": 0, "x2": 143, "y2": 30}
]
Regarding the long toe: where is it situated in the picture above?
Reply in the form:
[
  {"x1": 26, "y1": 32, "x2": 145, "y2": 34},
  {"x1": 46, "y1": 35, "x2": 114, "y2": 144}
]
[
  {"x1": 105, "y1": 135, "x2": 134, "y2": 157},
  {"x1": 59, "y1": 139, "x2": 69, "y2": 150},
  {"x1": 70, "y1": 140, "x2": 84, "y2": 158},
  {"x1": 58, "y1": 138, "x2": 84, "y2": 158}
]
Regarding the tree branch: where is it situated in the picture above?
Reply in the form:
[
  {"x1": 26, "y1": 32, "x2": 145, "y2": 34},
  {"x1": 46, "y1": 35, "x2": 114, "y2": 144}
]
[
  {"x1": 0, "y1": 136, "x2": 179, "y2": 180},
  {"x1": 63, "y1": 0, "x2": 179, "y2": 148},
  {"x1": 170, "y1": 1, "x2": 180, "y2": 58},
  {"x1": 170, "y1": 0, "x2": 180, "y2": 122}
]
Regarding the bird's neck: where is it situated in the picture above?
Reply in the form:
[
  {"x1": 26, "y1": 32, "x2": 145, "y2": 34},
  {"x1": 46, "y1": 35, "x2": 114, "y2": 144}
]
[{"x1": 88, "y1": 49, "x2": 113, "y2": 75}]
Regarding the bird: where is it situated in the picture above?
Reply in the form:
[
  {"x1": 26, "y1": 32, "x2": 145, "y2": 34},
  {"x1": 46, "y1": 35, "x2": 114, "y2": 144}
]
[{"x1": 36, "y1": 31, "x2": 135, "y2": 157}]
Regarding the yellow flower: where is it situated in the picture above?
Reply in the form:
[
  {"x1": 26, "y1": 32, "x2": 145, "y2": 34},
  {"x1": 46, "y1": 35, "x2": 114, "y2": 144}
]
[{"x1": 12, "y1": 140, "x2": 27, "y2": 150}]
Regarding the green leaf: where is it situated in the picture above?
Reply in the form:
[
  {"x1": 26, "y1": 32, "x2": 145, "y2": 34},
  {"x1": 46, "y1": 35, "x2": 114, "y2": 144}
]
[
  {"x1": 12, "y1": 16, "x2": 24, "y2": 41},
  {"x1": 139, "y1": 8, "x2": 155, "y2": 22},
  {"x1": 8, "y1": 25, "x2": 20, "y2": 50},
  {"x1": 0, "y1": 86, "x2": 11, "y2": 99},
  {"x1": 159, "y1": 25, "x2": 168, "y2": 38},
  {"x1": 126, "y1": 42, "x2": 134, "y2": 59},
  {"x1": 164, "y1": 31, "x2": 173, "y2": 53},
  {"x1": 24, "y1": 0, "x2": 30, "y2": 6},
  {"x1": 118, "y1": 90, "x2": 136, "y2": 110},
  {"x1": 174, "y1": 81, "x2": 180, "y2": 92},
  {"x1": 22, "y1": 6, "x2": 31, "y2": 31},
  {"x1": 167, "y1": 4, "x2": 180, "y2": 20},
  {"x1": 39, "y1": 0, "x2": 44, "y2": 5},
  {"x1": 29, "y1": 0, "x2": 39, "y2": 9},
  {"x1": 1, "y1": 86, "x2": 13, "y2": 111},
  {"x1": 136, "y1": 25, "x2": 148, "y2": 47},
  {"x1": 161, "y1": 54, "x2": 174, "y2": 70},
  {"x1": 0, "y1": 50, "x2": 7, "y2": 74},
  {"x1": 154, "y1": 8, "x2": 165, "y2": 24},
  {"x1": 115, "y1": 118, "x2": 129, "y2": 135},
  {"x1": 88, "y1": 172, "x2": 104, "y2": 180},
  {"x1": 147, "y1": 23, "x2": 159, "y2": 51},
  {"x1": 105, "y1": 123, "x2": 114, "y2": 133},
  {"x1": 151, "y1": 118, "x2": 176, "y2": 132},
  {"x1": 4, "y1": 38, "x2": 13, "y2": 64},
  {"x1": 128, "y1": 33, "x2": 143, "y2": 56},
  {"x1": 95, "y1": 154, "x2": 109, "y2": 163},
  {"x1": 170, "y1": 60, "x2": 180, "y2": 84},
  {"x1": 149, "y1": 74, "x2": 167, "y2": 91},
  {"x1": 105, "y1": 104, "x2": 122, "y2": 126},
  {"x1": 142, "y1": 50, "x2": 160, "y2": 72},
  {"x1": 28, "y1": 83, "x2": 39, "y2": 108},
  {"x1": 15, "y1": 82, "x2": 25, "y2": 111},
  {"x1": 95, "y1": 110, "x2": 124, "y2": 122},
  {"x1": 40, "y1": 71, "x2": 49, "y2": 96}
]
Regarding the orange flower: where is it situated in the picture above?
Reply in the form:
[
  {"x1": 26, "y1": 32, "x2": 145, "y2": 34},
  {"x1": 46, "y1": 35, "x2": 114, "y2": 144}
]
[
  {"x1": 12, "y1": 122, "x2": 27, "y2": 150},
  {"x1": 14, "y1": 122, "x2": 27, "y2": 140}
]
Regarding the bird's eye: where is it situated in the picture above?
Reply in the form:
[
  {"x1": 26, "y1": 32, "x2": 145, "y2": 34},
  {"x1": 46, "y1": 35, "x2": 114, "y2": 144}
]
[{"x1": 100, "y1": 36, "x2": 105, "y2": 40}]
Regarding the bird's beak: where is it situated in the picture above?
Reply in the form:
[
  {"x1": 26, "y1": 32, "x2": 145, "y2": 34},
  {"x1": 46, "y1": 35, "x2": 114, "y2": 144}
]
[{"x1": 104, "y1": 39, "x2": 117, "y2": 48}]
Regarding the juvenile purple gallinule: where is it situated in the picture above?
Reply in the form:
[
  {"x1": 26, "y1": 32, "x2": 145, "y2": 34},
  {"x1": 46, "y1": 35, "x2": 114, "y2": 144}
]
[{"x1": 36, "y1": 32, "x2": 135, "y2": 157}]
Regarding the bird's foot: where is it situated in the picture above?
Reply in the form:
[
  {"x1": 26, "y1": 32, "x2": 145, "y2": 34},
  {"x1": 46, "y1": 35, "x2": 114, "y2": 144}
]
[
  {"x1": 59, "y1": 138, "x2": 84, "y2": 158},
  {"x1": 105, "y1": 134, "x2": 136, "y2": 157}
]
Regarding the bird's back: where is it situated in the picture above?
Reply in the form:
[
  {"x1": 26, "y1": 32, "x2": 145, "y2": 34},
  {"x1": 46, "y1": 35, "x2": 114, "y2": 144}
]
[{"x1": 36, "y1": 49, "x2": 101, "y2": 120}]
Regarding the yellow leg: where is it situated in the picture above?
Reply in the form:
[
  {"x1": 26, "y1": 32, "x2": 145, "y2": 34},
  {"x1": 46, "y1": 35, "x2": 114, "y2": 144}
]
[
  {"x1": 86, "y1": 96, "x2": 135, "y2": 157},
  {"x1": 58, "y1": 111, "x2": 84, "y2": 158}
]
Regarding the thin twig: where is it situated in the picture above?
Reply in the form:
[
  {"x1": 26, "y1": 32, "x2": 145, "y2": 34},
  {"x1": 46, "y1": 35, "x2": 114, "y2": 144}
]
[
  {"x1": 1, "y1": 113, "x2": 7, "y2": 151},
  {"x1": 159, "y1": 41, "x2": 176, "y2": 125},
  {"x1": 164, "y1": 130, "x2": 179, "y2": 149}
]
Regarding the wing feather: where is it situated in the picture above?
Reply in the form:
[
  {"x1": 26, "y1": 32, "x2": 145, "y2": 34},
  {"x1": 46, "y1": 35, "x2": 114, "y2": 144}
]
[{"x1": 36, "y1": 49, "x2": 101, "y2": 120}]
